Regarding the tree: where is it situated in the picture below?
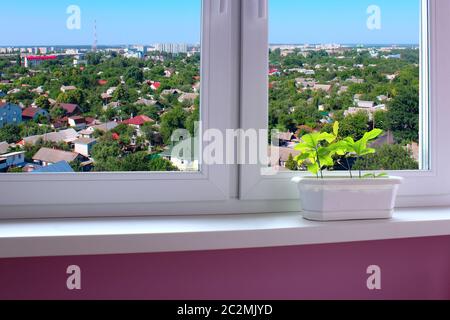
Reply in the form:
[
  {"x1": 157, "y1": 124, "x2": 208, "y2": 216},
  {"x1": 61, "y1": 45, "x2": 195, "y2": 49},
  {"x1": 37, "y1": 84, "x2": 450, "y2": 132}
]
[
  {"x1": 57, "y1": 89, "x2": 86, "y2": 106},
  {"x1": 353, "y1": 144, "x2": 419, "y2": 171},
  {"x1": 285, "y1": 153, "x2": 298, "y2": 171},
  {"x1": 124, "y1": 66, "x2": 144, "y2": 83},
  {"x1": 337, "y1": 111, "x2": 370, "y2": 141},
  {"x1": 148, "y1": 157, "x2": 179, "y2": 172},
  {"x1": 112, "y1": 84, "x2": 130, "y2": 102},
  {"x1": 0, "y1": 124, "x2": 21, "y2": 143},
  {"x1": 34, "y1": 96, "x2": 51, "y2": 110},
  {"x1": 160, "y1": 106, "x2": 188, "y2": 144},
  {"x1": 185, "y1": 105, "x2": 199, "y2": 136},
  {"x1": 387, "y1": 86, "x2": 419, "y2": 143}
]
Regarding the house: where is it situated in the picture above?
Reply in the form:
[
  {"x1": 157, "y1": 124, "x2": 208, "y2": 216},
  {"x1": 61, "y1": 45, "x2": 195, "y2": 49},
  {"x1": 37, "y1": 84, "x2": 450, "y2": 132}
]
[
  {"x1": 0, "y1": 102, "x2": 22, "y2": 128},
  {"x1": 68, "y1": 116, "x2": 87, "y2": 130},
  {"x1": 312, "y1": 84, "x2": 332, "y2": 93},
  {"x1": 60, "y1": 85, "x2": 77, "y2": 93},
  {"x1": 161, "y1": 89, "x2": 182, "y2": 96},
  {"x1": 31, "y1": 161, "x2": 74, "y2": 173},
  {"x1": 0, "y1": 151, "x2": 26, "y2": 172},
  {"x1": 134, "y1": 98, "x2": 158, "y2": 107},
  {"x1": 346, "y1": 76, "x2": 365, "y2": 84},
  {"x1": 54, "y1": 103, "x2": 80, "y2": 116},
  {"x1": 357, "y1": 100, "x2": 375, "y2": 109},
  {"x1": 0, "y1": 141, "x2": 10, "y2": 154},
  {"x1": 122, "y1": 115, "x2": 154, "y2": 129},
  {"x1": 268, "y1": 146, "x2": 300, "y2": 170},
  {"x1": 31, "y1": 86, "x2": 44, "y2": 94},
  {"x1": 148, "y1": 81, "x2": 161, "y2": 91},
  {"x1": 79, "y1": 121, "x2": 119, "y2": 138},
  {"x1": 160, "y1": 138, "x2": 199, "y2": 172},
  {"x1": 32, "y1": 147, "x2": 82, "y2": 167},
  {"x1": 178, "y1": 92, "x2": 199, "y2": 104},
  {"x1": 192, "y1": 82, "x2": 200, "y2": 93},
  {"x1": 21, "y1": 107, "x2": 49, "y2": 121},
  {"x1": 338, "y1": 86, "x2": 349, "y2": 95},
  {"x1": 273, "y1": 132, "x2": 296, "y2": 147},
  {"x1": 295, "y1": 78, "x2": 316, "y2": 89},
  {"x1": 73, "y1": 138, "x2": 97, "y2": 157},
  {"x1": 19, "y1": 128, "x2": 79, "y2": 146}
]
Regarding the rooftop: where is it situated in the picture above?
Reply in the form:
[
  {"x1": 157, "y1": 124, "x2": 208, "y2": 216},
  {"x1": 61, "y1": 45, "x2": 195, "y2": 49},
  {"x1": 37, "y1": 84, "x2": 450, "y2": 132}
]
[{"x1": 33, "y1": 148, "x2": 79, "y2": 164}]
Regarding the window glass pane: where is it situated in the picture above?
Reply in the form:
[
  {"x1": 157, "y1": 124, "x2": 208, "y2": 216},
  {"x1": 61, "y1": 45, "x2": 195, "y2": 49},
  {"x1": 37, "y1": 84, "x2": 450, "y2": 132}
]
[
  {"x1": 0, "y1": 0, "x2": 200, "y2": 173},
  {"x1": 268, "y1": 0, "x2": 425, "y2": 173}
]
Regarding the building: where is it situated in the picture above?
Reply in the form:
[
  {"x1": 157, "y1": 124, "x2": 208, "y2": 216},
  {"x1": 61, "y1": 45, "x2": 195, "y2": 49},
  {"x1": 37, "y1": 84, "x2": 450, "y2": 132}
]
[
  {"x1": 0, "y1": 141, "x2": 9, "y2": 154},
  {"x1": 0, "y1": 151, "x2": 26, "y2": 172},
  {"x1": 178, "y1": 92, "x2": 199, "y2": 104},
  {"x1": 155, "y1": 43, "x2": 188, "y2": 54},
  {"x1": 32, "y1": 147, "x2": 82, "y2": 167},
  {"x1": 73, "y1": 138, "x2": 97, "y2": 157},
  {"x1": 54, "y1": 103, "x2": 81, "y2": 116},
  {"x1": 21, "y1": 107, "x2": 49, "y2": 121},
  {"x1": 0, "y1": 102, "x2": 22, "y2": 128},
  {"x1": 68, "y1": 116, "x2": 87, "y2": 130},
  {"x1": 122, "y1": 115, "x2": 154, "y2": 130},
  {"x1": 268, "y1": 146, "x2": 300, "y2": 170},
  {"x1": 161, "y1": 138, "x2": 199, "y2": 172},
  {"x1": 60, "y1": 85, "x2": 77, "y2": 93},
  {"x1": 79, "y1": 121, "x2": 119, "y2": 139},
  {"x1": 19, "y1": 128, "x2": 79, "y2": 146},
  {"x1": 30, "y1": 161, "x2": 74, "y2": 173},
  {"x1": 22, "y1": 55, "x2": 57, "y2": 68}
]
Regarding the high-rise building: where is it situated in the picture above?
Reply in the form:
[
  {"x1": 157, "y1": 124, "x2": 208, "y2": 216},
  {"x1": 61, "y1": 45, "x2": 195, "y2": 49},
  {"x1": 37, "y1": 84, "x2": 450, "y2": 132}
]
[{"x1": 155, "y1": 43, "x2": 188, "y2": 54}]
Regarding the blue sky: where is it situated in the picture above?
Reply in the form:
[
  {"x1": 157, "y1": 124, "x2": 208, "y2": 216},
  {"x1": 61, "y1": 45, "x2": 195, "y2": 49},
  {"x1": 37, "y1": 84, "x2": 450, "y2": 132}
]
[
  {"x1": 0, "y1": 0, "x2": 420, "y2": 46},
  {"x1": 270, "y1": 0, "x2": 421, "y2": 44}
]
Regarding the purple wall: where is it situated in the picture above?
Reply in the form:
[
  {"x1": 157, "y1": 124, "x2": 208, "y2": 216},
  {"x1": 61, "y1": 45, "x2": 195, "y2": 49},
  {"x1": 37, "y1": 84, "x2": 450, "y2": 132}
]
[{"x1": 0, "y1": 236, "x2": 449, "y2": 300}]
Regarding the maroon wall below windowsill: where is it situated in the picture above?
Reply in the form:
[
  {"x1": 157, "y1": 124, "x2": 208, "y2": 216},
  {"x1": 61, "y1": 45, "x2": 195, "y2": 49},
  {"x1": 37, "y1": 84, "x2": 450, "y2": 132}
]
[{"x1": 0, "y1": 236, "x2": 449, "y2": 300}]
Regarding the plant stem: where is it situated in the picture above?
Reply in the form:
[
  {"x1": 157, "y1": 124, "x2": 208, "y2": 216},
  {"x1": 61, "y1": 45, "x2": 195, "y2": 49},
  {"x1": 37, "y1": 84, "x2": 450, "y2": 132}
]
[
  {"x1": 314, "y1": 146, "x2": 324, "y2": 179},
  {"x1": 359, "y1": 156, "x2": 362, "y2": 179},
  {"x1": 345, "y1": 157, "x2": 353, "y2": 179}
]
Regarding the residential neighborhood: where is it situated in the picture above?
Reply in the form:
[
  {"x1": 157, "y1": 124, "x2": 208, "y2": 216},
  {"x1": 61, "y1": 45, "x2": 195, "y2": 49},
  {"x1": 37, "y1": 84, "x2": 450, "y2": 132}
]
[
  {"x1": 0, "y1": 42, "x2": 420, "y2": 173},
  {"x1": 0, "y1": 44, "x2": 201, "y2": 173}
]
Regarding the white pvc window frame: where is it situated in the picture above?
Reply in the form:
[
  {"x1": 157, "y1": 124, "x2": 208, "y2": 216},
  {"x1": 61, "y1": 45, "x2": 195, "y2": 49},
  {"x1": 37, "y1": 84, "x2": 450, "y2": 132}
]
[
  {"x1": 1, "y1": 0, "x2": 449, "y2": 219},
  {"x1": 240, "y1": 0, "x2": 450, "y2": 208},
  {"x1": 0, "y1": 0, "x2": 242, "y2": 218}
]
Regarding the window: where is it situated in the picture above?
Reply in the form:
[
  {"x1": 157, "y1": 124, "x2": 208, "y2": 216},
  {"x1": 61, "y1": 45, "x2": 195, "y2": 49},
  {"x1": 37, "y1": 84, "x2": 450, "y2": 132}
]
[
  {"x1": 0, "y1": 0, "x2": 240, "y2": 217},
  {"x1": 240, "y1": 0, "x2": 450, "y2": 207},
  {"x1": 1, "y1": 0, "x2": 450, "y2": 218},
  {"x1": 268, "y1": 0, "x2": 424, "y2": 173},
  {"x1": 0, "y1": 0, "x2": 202, "y2": 174}
]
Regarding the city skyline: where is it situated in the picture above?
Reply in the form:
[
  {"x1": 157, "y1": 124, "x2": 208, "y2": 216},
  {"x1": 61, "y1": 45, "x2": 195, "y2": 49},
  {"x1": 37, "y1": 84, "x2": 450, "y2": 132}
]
[{"x1": 0, "y1": 0, "x2": 420, "y2": 46}]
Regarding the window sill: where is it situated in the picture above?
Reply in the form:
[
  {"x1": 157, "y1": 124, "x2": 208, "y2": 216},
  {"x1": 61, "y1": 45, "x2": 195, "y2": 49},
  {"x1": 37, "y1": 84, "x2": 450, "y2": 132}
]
[{"x1": 0, "y1": 207, "x2": 449, "y2": 258}]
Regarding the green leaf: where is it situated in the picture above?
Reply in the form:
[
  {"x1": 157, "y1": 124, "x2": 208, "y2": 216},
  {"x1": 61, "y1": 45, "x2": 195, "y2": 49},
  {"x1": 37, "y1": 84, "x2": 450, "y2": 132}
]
[
  {"x1": 318, "y1": 132, "x2": 337, "y2": 144},
  {"x1": 333, "y1": 121, "x2": 340, "y2": 137},
  {"x1": 301, "y1": 133, "x2": 320, "y2": 149},
  {"x1": 294, "y1": 143, "x2": 313, "y2": 152},
  {"x1": 359, "y1": 147, "x2": 376, "y2": 156},
  {"x1": 307, "y1": 162, "x2": 320, "y2": 175},
  {"x1": 362, "y1": 129, "x2": 383, "y2": 142}
]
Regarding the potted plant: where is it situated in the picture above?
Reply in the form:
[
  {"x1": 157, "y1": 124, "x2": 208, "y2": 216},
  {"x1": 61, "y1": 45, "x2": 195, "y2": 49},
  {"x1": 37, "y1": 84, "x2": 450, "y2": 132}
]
[{"x1": 292, "y1": 122, "x2": 403, "y2": 221}]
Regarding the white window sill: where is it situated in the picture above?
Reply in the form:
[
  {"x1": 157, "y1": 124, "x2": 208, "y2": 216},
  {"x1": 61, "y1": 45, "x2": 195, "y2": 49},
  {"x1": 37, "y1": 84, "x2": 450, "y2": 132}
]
[{"x1": 0, "y1": 207, "x2": 450, "y2": 258}]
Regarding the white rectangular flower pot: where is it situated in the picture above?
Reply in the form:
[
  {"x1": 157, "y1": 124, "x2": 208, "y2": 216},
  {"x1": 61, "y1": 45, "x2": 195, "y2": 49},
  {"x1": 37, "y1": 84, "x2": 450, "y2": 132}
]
[{"x1": 292, "y1": 176, "x2": 403, "y2": 221}]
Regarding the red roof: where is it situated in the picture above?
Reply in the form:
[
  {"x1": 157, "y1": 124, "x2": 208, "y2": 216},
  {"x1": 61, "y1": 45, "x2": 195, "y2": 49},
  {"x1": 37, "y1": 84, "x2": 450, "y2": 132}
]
[
  {"x1": 149, "y1": 81, "x2": 161, "y2": 90},
  {"x1": 57, "y1": 103, "x2": 79, "y2": 114},
  {"x1": 26, "y1": 55, "x2": 57, "y2": 61},
  {"x1": 112, "y1": 133, "x2": 120, "y2": 140},
  {"x1": 122, "y1": 115, "x2": 154, "y2": 126},
  {"x1": 98, "y1": 80, "x2": 108, "y2": 86},
  {"x1": 22, "y1": 107, "x2": 41, "y2": 118}
]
